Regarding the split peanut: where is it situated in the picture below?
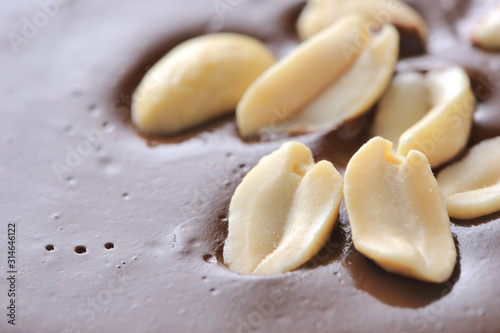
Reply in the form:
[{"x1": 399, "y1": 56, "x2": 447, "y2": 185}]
[
  {"x1": 372, "y1": 67, "x2": 475, "y2": 168},
  {"x1": 237, "y1": 14, "x2": 399, "y2": 137},
  {"x1": 297, "y1": 0, "x2": 428, "y2": 44},
  {"x1": 437, "y1": 136, "x2": 500, "y2": 220},
  {"x1": 471, "y1": 4, "x2": 500, "y2": 50},
  {"x1": 223, "y1": 142, "x2": 343, "y2": 275},
  {"x1": 344, "y1": 137, "x2": 456, "y2": 283},
  {"x1": 132, "y1": 33, "x2": 275, "y2": 136}
]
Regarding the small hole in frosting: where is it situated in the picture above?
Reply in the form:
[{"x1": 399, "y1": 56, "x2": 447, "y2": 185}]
[
  {"x1": 88, "y1": 104, "x2": 99, "y2": 117},
  {"x1": 45, "y1": 245, "x2": 54, "y2": 252},
  {"x1": 105, "y1": 242, "x2": 114, "y2": 250},
  {"x1": 101, "y1": 121, "x2": 115, "y2": 133},
  {"x1": 75, "y1": 246, "x2": 87, "y2": 254},
  {"x1": 203, "y1": 254, "x2": 217, "y2": 264}
]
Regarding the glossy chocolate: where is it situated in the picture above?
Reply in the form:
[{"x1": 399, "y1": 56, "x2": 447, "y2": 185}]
[{"x1": 1, "y1": 0, "x2": 500, "y2": 332}]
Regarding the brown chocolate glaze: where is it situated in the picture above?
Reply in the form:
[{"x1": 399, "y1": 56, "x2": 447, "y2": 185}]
[{"x1": 1, "y1": 0, "x2": 500, "y2": 332}]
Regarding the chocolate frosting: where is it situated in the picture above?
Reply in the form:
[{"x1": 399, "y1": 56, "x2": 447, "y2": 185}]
[{"x1": 1, "y1": 0, "x2": 500, "y2": 332}]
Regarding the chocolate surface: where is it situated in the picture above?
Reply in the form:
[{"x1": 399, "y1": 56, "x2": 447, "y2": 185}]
[{"x1": 1, "y1": 0, "x2": 500, "y2": 332}]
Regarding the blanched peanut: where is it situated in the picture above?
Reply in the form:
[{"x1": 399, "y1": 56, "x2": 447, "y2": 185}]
[
  {"x1": 373, "y1": 67, "x2": 475, "y2": 168},
  {"x1": 132, "y1": 33, "x2": 275, "y2": 136},
  {"x1": 236, "y1": 14, "x2": 370, "y2": 137},
  {"x1": 372, "y1": 72, "x2": 427, "y2": 151},
  {"x1": 344, "y1": 137, "x2": 456, "y2": 283},
  {"x1": 237, "y1": 15, "x2": 399, "y2": 137},
  {"x1": 471, "y1": 4, "x2": 500, "y2": 50},
  {"x1": 224, "y1": 142, "x2": 343, "y2": 275},
  {"x1": 437, "y1": 136, "x2": 500, "y2": 219},
  {"x1": 283, "y1": 24, "x2": 399, "y2": 133},
  {"x1": 297, "y1": 0, "x2": 428, "y2": 44}
]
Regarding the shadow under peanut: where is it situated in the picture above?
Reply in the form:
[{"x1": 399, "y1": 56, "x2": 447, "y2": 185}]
[
  {"x1": 451, "y1": 210, "x2": 500, "y2": 227},
  {"x1": 299, "y1": 221, "x2": 350, "y2": 270},
  {"x1": 343, "y1": 235, "x2": 461, "y2": 309}
]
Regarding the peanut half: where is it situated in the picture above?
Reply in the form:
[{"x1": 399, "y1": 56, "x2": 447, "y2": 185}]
[
  {"x1": 372, "y1": 72, "x2": 428, "y2": 149},
  {"x1": 344, "y1": 137, "x2": 456, "y2": 283},
  {"x1": 283, "y1": 24, "x2": 398, "y2": 133},
  {"x1": 297, "y1": 0, "x2": 428, "y2": 44},
  {"x1": 372, "y1": 67, "x2": 475, "y2": 168},
  {"x1": 237, "y1": 14, "x2": 398, "y2": 137},
  {"x1": 223, "y1": 142, "x2": 343, "y2": 275},
  {"x1": 132, "y1": 33, "x2": 275, "y2": 136},
  {"x1": 471, "y1": 4, "x2": 500, "y2": 50},
  {"x1": 437, "y1": 136, "x2": 500, "y2": 220},
  {"x1": 236, "y1": 14, "x2": 370, "y2": 137}
]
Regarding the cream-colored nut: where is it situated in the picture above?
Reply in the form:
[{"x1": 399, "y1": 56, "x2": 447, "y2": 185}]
[
  {"x1": 373, "y1": 67, "x2": 475, "y2": 168},
  {"x1": 372, "y1": 72, "x2": 428, "y2": 150},
  {"x1": 471, "y1": 4, "x2": 500, "y2": 50},
  {"x1": 437, "y1": 136, "x2": 500, "y2": 220},
  {"x1": 236, "y1": 14, "x2": 371, "y2": 137},
  {"x1": 344, "y1": 137, "x2": 456, "y2": 283},
  {"x1": 132, "y1": 33, "x2": 275, "y2": 136},
  {"x1": 223, "y1": 142, "x2": 343, "y2": 275},
  {"x1": 237, "y1": 15, "x2": 398, "y2": 137},
  {"x1": 283, "y1": 24, "x2": 398, "y2": 133},
  {"x1": 297, "y1": 0, "x2": 428, "y2": 43}
]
